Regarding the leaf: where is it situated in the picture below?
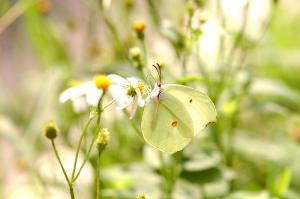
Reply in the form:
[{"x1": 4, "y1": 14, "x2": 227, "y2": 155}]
[
  {"x1": 180, "y1": 167, "x2": 222, "y2": 184},
  {"x1": 268, "y1": 167, "x2": 292, "y2": 197}
]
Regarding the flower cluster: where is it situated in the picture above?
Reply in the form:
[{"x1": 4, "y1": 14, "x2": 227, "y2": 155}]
[{"x1": 59, "y1": 74, "x2": 146, "y2": 118}]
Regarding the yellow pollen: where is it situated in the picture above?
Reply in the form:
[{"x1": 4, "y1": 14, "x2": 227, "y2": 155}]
[
  {"x1": 132, "y1": 21, "x2": 145, "y2": 33},
  {"x1": 68, "y1": 80, "x2": 83, "y2": 88},
  {"x1": 137, "y1": 81, "x2": 144, "y2": 94},
  {"x1": 93, "y1": 75, "x2": 111, "y2": 90}
]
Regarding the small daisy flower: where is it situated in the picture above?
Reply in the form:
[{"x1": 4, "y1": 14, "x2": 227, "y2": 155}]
[
  {"x1": 59, "y1": 74, "x2": 145, "y2": 117},
  {"x1": 108, "y1": 74, "x2": 145, "y2": 118},
  {"x1": 59, "y1": 75, "x2": 110, "y2": 112}
]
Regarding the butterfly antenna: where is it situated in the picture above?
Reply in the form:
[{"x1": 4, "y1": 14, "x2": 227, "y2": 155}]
[{"x1": 152, "y1": 63, "x2": 162, "y2": 87}]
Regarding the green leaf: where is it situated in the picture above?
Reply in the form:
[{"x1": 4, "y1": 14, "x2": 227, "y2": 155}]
[
  {"x1": 180, "y1": 167, "x2": 222, "y2": 184},
  {"x1": 268, "y1": 167, "x2": 292, "y2": 197}
]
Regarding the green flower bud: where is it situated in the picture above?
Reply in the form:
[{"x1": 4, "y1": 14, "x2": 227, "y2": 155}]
[
  {"x1": 96, "y1": 128, "x2": 110, "y2": 151},
  {"x1": 136, "y1": 193, "x2": 147, "y2": 199},
  {"x1": 44, "y1": 121, "x2": 58, "y2": 140},
  {"x1": 129, "y1": 47, "x2": 142, "y2": 60},
  {"x1": 129, "y1": 46, "x2": 143, "y2": 69}
]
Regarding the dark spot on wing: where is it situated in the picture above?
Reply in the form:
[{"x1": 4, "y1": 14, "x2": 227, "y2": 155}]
[
  {"x1": 171, "y1": 121, "x2": 178, "y2": 127},
  {"x1": 189, "y1": 99, "x2": 193, "y2": 103},
  {"x1": 205, "y1": 121, "x2": 216, "y2": 128}
]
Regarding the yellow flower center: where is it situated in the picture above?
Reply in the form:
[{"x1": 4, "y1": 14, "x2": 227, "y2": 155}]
[
  {"x1": 132, "y1": 21, "x2": 145, "y2": 33},
  {"x1": 138, "y1": 81, "x2": 144, "y2": 95},
  {"x1": 93, "y1": 75, "x2": 111, "y2": 90}
]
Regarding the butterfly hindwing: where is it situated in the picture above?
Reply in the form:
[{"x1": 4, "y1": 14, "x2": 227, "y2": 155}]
[
  {"x1": 163, "y1": 84, "x2": 217, "y2": 135},
  {"x1": 141, "y1": 92, "x2": 193, "y2": 154}
]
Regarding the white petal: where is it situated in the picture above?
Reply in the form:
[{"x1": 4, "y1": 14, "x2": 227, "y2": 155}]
[
  {"x1": 129, "y1": 98, "x2": 139, "y2": 119},
  {"x1": 72, "y1": 97, "x2": 88, "y2": 113},
  {"x1": 117, "y1": 97, "x2": 134, "y2": 110},
  {"x1": 127, "y1": 77, "x2": 139, "y2": 87},
  {"x1": 86, "y1": 89, "x2": 103, "y2": 106},
  {"x1": 108, "y1": 74, "x2": 128, "y2": 86},
  {"x1": 136, "y1": 89, "x2": 145, "y2": 107},
  {"x1": 109, "y1": 85, "x2": 129, "y2": 108},
  {"x1": 59, "y1": 83, "x2": 88, "y2": 103}
]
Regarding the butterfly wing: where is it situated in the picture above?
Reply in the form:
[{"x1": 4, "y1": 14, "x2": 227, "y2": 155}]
[
  {"x1": 141, "y1": 92, "x2": 194, "y2": 154},
  {"x1": 163, "y1": 84, "x2": 217, "y2": 135}
]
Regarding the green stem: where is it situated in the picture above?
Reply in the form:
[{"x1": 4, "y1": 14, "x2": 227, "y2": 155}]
[
  {"x1": 96, "y1": 149, "x2": 103, "y2": 199},
  {"x1": 195, "y1": 43, "x2": 212, "y2": 97},
  {"x1": 159, "y1": 153, "x2": 176, "y2": 199},
  {"x1": 141, "y1": 38, "x2": 147, "y2": 67},
  {"x1": 146, "y1": 0, "x2": 160, "y2": 27},
  {"x1": 71, "y1": 117, "x2": 95, "y2": 180},
  {"x1": 51, "y1": 140, "x2": 75, "y2": 199},
  {"x1": 72, "y1": 131, "x2": 98, "y2": 182},
  {"x1": 98, "y1": 1, "x2": 127, "y2": 59},
  {"x1": 123, "y1": 110, "x2": 144, "y2": 141},
  {"x1": 72, "y1": 92, "x2": 105, "y2": 182},
  {"x1": 0, "y1": 0, "x2": 33, "y2": 35}
]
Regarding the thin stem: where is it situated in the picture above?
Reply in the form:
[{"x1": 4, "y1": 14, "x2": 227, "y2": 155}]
[
  {"x1": 103, "y1": 99, "x2": 116, "y2": 110},
  {"x1": 123, "y1": 110, "x2": 144, "y2": 141},
  {"x1": 159, "y1": 153, "x2": 176, "y2": 199},
  {"x1": 215, "y1": 1, "x2": 251, "y2": 102},
  {"x1": 199, "y1": 185, "x2": 206, "y2": 199},
  {"x1": 96, "y1": 149, "x2": 103, "y2": 199},
  {"x1": 146, "y1": 0, "x2": 160, "y2": 27},
  {"x1": 141, "y1": 38, "x2": 148, "y2": 67},
  {"x1": 195, "y1": 43, "x2": 212, "y2": 97},
  {"x1": 97, "y1": 91, "x2": 106, "y2": 126},
  {"x1": 71, "y1": 117, "x2": 95, "y2": 180},
  {"x1": 221, "y1": 1, "x2": 250, "y2": 81},
  {"x1": 216, "y1": 0, "x2": 226, "y2": 70},
  {"x1": 51, "y1": 140, "x2": 75, "y2": 199},
  {"x1": 97, "y1": 1, "x2": 127, "y2": 59},
  {"x1": 72, "y1": 92, "x2": 105, "y2": 182},
  {"x1": 0, "y1": 0, "x2": 32, "y2": 35},
  {"x1": 72, "y1": 131, "x2": 98, "y2": 181}
]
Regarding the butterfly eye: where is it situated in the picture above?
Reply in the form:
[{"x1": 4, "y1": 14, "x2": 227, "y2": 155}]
[
  {"x1": 171, "y1": 121, "x2": 178, "y2": 127},
  {"x1": 189, "y1": 99, "x2": 193, "y2": 103}
]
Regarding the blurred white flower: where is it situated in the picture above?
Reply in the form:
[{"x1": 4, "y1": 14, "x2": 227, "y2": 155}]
[{"x1": 109, "y1": 75, "x2": 145, "y2": 118}]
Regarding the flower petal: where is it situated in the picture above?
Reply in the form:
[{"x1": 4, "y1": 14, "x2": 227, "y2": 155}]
[
  {"x1": 108, "y1": 74, "x2": 128, "y2": 86},
  {"x1": 127, "y1": 77, "x2": 139, "y2": 87},
  {"x1": 59, "y1": 83, "x2": 89, "y2": 103}
]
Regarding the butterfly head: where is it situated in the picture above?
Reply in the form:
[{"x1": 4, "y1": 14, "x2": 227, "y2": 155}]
[{"x1": 152, "y1": 63, "x2": 163, "y2": 99}]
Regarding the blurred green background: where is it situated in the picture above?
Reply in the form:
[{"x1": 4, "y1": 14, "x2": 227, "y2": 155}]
[{"x1": 1, "y1": 0, "x2": 300, "y2": 198}]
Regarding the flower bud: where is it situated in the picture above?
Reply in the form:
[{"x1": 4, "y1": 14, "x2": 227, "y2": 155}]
[
  {"x1": 129, "y1": 47, "x2": 143, "y2": 69},
  {"x1": 37, "y1": 0, "x2": 51, "y2": 13},
  {"x1": 129, "y1": 47, "x2": 142, "y2": 60},
  {"x1": 44, "y1": 121, "x2": 58, "y2": 140},
  {"x1": 96, "y1": 128, "x2": 110, "y2": 151},
  {"x1": 132, "y1": 21, "x2": 145, "y2": 33},
  {"x1": 136, "y1": 193, "x2": 147, "y2": 199},
  {"x1": 132, "y1": 21, "x2": 145, "y2": 40}
]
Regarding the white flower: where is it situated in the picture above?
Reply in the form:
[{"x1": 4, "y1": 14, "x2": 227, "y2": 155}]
[
  {"x1": 59, "y1": 80, "x2": 103, "y2": 112},
  {"x1": 109, "y1": 75, "x2": 145, "y2": 118},
  {"x1": 59, "y1": 75, "x2": 145, "y2": 117}
]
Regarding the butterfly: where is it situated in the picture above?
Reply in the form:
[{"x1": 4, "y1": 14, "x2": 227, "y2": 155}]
[{"x1": 141, "y1": 64, "x2": 217, "y2": 154}]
